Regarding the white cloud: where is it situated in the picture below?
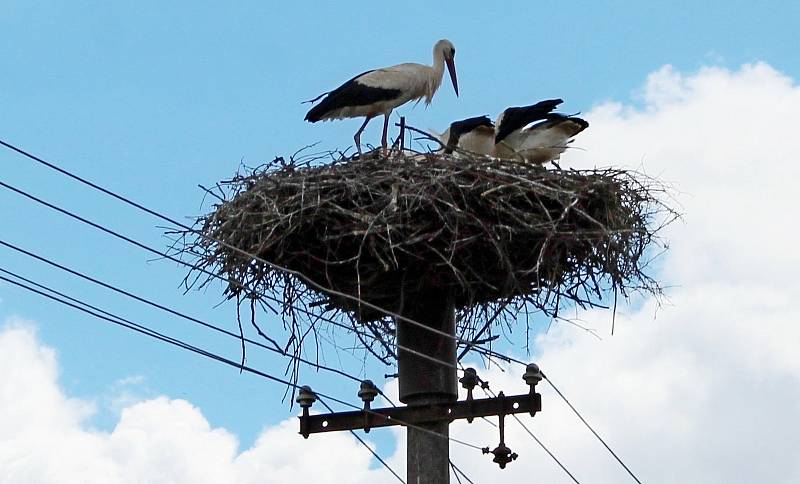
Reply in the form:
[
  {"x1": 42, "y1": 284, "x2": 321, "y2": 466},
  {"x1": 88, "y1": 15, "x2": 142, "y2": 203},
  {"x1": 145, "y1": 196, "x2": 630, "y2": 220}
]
[
  {"x1": 442, "y1": 62, "x2": 800, "y2": 483},
  {"x1": 0, "y1": 321, "x2": 393, "y2": 484},
  {"x1": 3, "y1": 62, "x2": 800, "y2": 483},
  {"x1": 571, "y1": 63, "x2": 800, "y2": 287}
]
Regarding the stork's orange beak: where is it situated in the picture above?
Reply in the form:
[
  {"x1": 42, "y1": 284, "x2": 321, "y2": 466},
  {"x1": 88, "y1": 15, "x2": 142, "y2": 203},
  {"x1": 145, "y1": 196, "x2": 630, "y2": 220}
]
[{"x1": 446, "y1": 57, "x2": 459, "y2": 97}]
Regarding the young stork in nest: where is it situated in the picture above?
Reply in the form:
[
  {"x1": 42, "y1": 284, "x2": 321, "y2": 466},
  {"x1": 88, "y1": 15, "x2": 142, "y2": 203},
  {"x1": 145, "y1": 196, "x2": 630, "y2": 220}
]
[
  {"x1": 493, "y1": 99, "x2": 589, "y2": 166},
  {"x1": 438, "y1": 100, "x2": 588, "y2": 165},
  {"x1": 437, "y1": 115, "x2": 495, "y2": 155},
  {"x1": 304, "y1": 39, "x2": 459, "y2": 156}
]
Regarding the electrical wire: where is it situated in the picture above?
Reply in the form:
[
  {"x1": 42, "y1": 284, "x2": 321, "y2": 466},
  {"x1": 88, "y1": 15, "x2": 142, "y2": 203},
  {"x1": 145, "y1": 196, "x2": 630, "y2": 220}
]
[
  {"x1": 458, "y1": 363, "x2": 580, "y2": 483},
  {"x1": 0, "y1": 179, "x2": 375, "y2": 341},
  {"x1": 0, "y1": 264, "x2": 374, "y2": 393},
  {"x1": 449, "y1": 460, "x2": 476, "y2": 484},
  {"x1": 2, "y1": 139, "x2": 643, "y2": 481},
  {"x1": 0, "y1": 138, "x2": 469, "y2": 344},
  {"x1": 542, "y1": 374, "x2": 642, "y2": 484},
  {"x1": 0, "y1": 179, "x2": 472, "y2": 374},
  {"x1": 0, "y1": 267, "x2": 486, "y2": 452},
  {"x1": 512, "y1": 416, "x2": 580, "y2": 484},
  {"x1": 318, "y1": 398, "x2": 405, "y2": 484},
  {"x1": 460, "y1": 353, "x2": 641, "y2": 484}
]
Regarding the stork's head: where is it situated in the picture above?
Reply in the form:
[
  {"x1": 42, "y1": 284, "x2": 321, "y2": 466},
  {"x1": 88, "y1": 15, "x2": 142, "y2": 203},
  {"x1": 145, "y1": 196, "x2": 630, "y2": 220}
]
[{"x1": 434, "y1": 39, "x2": 458, "y2": 97}]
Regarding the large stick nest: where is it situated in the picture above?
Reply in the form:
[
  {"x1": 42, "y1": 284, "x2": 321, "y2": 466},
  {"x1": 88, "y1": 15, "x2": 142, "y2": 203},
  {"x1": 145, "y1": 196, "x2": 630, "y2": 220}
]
[{"x1": 177, "y1": 150, "x2": 674, "y2": 364}]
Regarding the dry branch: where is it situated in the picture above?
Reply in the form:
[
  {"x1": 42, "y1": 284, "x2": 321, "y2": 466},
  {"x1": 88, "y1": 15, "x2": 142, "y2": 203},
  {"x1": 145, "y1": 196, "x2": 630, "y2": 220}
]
[{"x1": 176, "y1": 150, "x2": 675, "y2": 364}]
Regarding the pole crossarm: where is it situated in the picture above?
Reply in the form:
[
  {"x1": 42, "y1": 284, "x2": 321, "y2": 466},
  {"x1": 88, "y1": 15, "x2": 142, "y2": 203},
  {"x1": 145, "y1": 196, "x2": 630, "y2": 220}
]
[{"x1": 298, "y1": 391, "x2": 541, "y2": 437}]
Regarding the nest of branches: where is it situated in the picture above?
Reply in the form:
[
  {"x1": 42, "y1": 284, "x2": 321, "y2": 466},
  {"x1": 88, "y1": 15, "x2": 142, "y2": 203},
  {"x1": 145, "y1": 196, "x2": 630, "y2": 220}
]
[{"x1": 176, "y1": 150, "x2": 673, "y2": 364}]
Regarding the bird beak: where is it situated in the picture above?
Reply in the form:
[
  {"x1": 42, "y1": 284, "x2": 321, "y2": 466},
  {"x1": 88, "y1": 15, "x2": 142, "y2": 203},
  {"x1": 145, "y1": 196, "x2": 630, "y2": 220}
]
[{"x1": 446, "y1": 57, "x2": 459, "y2": 97}]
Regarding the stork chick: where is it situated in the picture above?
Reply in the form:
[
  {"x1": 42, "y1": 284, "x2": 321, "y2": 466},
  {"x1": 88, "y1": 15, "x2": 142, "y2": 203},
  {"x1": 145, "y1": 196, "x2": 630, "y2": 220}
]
[
  {"x1": 493, "y1": 99, "x2": 589, "y2": 166},
  {"x1": 437, "y1": 115, "x2": 495, "y2": 155}
]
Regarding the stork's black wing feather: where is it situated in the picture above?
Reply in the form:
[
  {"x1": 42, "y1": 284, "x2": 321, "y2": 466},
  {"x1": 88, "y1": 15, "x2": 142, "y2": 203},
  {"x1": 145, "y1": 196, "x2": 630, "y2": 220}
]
[
  {"x1": 304, "y1": 70, "x2": 403, "y2": 122},
  {"x1": 494, "y1": 99, "x2": 564, "y2": 143},
  {"x1": 528, "y1": 113, "x2": 589, "y2": 134},
  {"x1": 445, "y1": 115, "x2": 494, "y2": 152}
]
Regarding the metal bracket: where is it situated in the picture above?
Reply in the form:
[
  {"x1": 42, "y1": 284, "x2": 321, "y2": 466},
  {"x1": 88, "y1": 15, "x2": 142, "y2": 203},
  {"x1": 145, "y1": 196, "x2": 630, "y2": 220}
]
[{"x1": 298, "y1": 391, "x2": 541, "y2": 435}]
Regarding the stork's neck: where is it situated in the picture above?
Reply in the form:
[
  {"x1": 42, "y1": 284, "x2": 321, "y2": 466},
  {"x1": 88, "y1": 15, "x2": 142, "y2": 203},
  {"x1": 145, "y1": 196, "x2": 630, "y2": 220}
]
[
  {"x1": 426, "y1": 49, "x2": 445, "y2": 101},
  {"x1": 432, "y1": 49, "x2": 446, "y2": 83}
]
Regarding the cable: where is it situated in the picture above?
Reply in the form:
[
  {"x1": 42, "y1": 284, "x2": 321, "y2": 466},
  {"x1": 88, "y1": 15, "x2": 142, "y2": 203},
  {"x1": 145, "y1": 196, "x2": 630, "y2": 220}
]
[
  {"x1": 0, "y1": 180, "x2": 467, "y2": 373},
  {"x1": 318, "y1": 398, "x2": 405, "y2": 484},
  {"x1": 0, "y1": 179, "x2": 375, "y2": 342},
  {"x1": 0, "y1": 264, "x2": 374, "y2": 393},
  {"x1": 461, "y1": 351, "x2": 639, "y2": 484},
  {"x1": 0, "y1": 182, "x2": 640, "y2": 483},
  {"x1": 449, "y1": 460, "x2": 476, "y2": 484},
  {"x1": 0, "y1": 139, "x2": 469, "y2": 344},
  {"x1": 459, "y1": 362, "x2": 580, "y2": 483},
  {"x1": 0, "y1": 139, "x2": 614, "y2": 373},
  {"x1": 451, "y1": 463, "x2": 463, "y2": 484},
  {"x1": 2, "y1": 139, "x2": 642, "y2": 478},
  {"x1": 543, "y1": 375, "x2": 642, "y2": 484},
  {"x1": 512, "y1": 416, "x2": 580, "y2": 484},
  {"x1": 0, "y1": 267, "x2": 486, "y2": 452}
]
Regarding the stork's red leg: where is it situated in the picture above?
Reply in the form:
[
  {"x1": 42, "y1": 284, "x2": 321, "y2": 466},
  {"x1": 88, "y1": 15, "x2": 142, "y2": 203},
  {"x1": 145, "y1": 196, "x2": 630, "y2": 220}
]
[
  {"x1": 354, "y1": 117, "x2": 372, "y2": 157},
  {"x1": 381, "y1": 114, "x2": 390, "y2": 155}
]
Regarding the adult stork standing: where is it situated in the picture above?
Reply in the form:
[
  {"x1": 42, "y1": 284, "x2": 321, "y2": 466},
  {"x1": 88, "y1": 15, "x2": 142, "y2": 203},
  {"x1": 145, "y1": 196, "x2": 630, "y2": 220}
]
[
  {"x1": 493, "y1": 99, "x2": 589, "y2": 165},
  {"x1": 304, "y1": 39, "x2": 459, "y2": 155}
]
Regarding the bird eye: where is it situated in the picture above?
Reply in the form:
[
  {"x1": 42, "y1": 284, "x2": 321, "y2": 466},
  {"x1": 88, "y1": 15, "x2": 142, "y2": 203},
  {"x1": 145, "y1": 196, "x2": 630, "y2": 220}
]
[{"x1": 451, "y1": 48, "x2": 456, "y2": 57}]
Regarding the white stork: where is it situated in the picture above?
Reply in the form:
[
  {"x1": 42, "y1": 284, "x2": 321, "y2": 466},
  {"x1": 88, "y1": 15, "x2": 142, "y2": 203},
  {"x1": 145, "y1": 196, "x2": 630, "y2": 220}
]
[
  {"x1": 437, "y1": 115, "x2": 495, "y2": 155},
  {"x1": 493, "y1": 99, "x2": 589, "y2": 166},
  {"x1": 305, "y1": 39, "x2": 459, "y2": 155}
]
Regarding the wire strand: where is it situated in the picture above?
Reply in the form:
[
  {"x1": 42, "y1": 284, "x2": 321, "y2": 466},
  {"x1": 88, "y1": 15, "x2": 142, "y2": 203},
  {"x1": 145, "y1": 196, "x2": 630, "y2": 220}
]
[
  {"x1": 0, "y1": 264, "x2": 378, "y2": 394},
  {"x1": 449, "y1": 460, "x2": 476, "y2": 484},
  {"x1": 460, "y1": 355, "x2": 641, "y2": 483},
  {"x1": 318, "y1": 398, "x2": 405, "y2": 484},
  {"x1": 0, "y1": 139, "x2": 469, "y2": 344},
  {"x1": 459, "y1": 363, "x2": 580, "y2": 483},
  {"x1": 543, "y1": 374, "x2": 642, "y2": 484},
  {"x1": 2, "y1": 139, "x2": 642, "y2": 480},
  {"x1": 0, "y1": 179, "x2": 467, "y2": 373},
  {"x1": 0, "y1": 268, "x2": 485, "y2": 452},
  {"x1": 511, "y1": 414, "x2": 580, "y2": 484}
]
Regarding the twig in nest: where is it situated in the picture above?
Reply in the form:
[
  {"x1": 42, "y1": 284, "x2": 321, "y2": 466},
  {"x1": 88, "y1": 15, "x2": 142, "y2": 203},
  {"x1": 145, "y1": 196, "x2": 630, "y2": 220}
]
[{"x1": 175, "y1": 148, "x2": 676, "y2": 380}]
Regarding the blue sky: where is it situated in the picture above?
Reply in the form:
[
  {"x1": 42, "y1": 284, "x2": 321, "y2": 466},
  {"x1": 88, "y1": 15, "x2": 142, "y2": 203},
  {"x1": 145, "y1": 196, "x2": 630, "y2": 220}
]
[{"x1": 2, "y1": 0, "x2": 800, "y2": 473}]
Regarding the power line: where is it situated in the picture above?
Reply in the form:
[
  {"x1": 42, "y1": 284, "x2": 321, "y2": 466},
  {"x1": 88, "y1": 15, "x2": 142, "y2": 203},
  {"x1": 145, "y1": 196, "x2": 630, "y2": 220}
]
[
  {"x1": 449, "y1": 460, "x2": 476, "y2": 484},
  {"x1": 1, "y1": 139, "x2": 643, "y2": 479},
  {"x1": 318, "y1": 398, "x2": 405, "y2": 484},
  {"x1": 542, "y1": 375, "x2": 642, "y2": 484},
  {"x1": 459, "y1": 362, "x2": 580, "y2": 483},
  {"x1": 0, "y1": 138, "x2": 470, "y2": 345},
  {"x1": 0, "y1": 267, "x2": 486, "y2": 452},
  {"x1": 0, "y1": 263, "x2": 376, "y2": 394},
  {"x1": 512, "y1": 415, "x2": 580, "y2": 484},
  {"x1": 0, "y1": 179, "x2": 468, "y2": 373},
  {"x1": 460, "y1": 349, "x2": 642, "y2": 484},
  {"x1": 1, "y1": 173, "x2": 638, "y2": 481},
  {"x1": 0, "y1": 179, "x2": 376, "y2": 343}
]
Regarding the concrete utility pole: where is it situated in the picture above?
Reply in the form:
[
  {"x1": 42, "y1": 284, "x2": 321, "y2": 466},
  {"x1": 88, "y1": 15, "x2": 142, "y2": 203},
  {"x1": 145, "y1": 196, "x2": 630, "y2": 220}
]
[
  {"x1": 296, "y1": 289, "x2": 542, "y2": 483},
  {"x1": 397, "y1": 289, "x2": 457, "y2": 484}
]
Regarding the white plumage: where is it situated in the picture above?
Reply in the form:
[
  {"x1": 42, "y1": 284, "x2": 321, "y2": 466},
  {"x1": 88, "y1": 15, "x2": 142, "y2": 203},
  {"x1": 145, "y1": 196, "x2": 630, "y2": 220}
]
[
  {"x1": 440, "y1": 126, "x2": 495, "y2": 155},
  {"x1": 493, "y1": 115, "x2": 589, "y2": 165},
  {"x1": 436, "y1": 115, "x2": 495, "y2": 156},
  {"x1": 439, "y1": 101, "x2": 589, "y2": 166},
  {"x1": 305, "y1": 39, "x2": 459, "y2": 155}
]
